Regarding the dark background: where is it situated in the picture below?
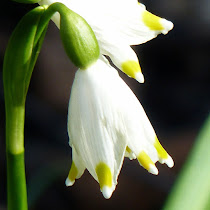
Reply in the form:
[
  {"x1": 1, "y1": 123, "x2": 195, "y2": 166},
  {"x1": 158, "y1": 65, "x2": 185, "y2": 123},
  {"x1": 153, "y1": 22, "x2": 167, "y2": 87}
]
[{"x1": 1, "y1": 0, "x2": 210, "y2": 209}]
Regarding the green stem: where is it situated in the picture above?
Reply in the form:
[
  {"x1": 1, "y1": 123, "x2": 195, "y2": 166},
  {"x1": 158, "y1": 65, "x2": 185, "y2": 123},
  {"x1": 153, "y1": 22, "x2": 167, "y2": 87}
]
[
  {"x1": 6, "y1": 105, "x2": 27, "y2": 210},
  {"x1": 4, "y1": 6, "x2": 47, "y2": 209}
]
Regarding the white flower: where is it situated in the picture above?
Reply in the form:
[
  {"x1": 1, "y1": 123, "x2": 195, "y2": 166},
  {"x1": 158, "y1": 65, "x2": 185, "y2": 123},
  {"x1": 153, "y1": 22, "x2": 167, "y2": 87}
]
[
  {"x1": 65, "y1": 57, "x2": 174, "y2": 199},
  {"x1": 37, "y1": 0, "x2": 174, "y2": 199},
  {"x1": 39, "y1": 0, "x2": 173, "y2": 83}
]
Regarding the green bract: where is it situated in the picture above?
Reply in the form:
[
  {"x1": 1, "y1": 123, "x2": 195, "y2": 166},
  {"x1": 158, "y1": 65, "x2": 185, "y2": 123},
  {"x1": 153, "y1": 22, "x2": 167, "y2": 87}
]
[
  {"x1": 59, "y1": 5, "x2": 100, "y2": 69},
  {"x1": 47, "y1": 3, "x2": 100, "y2": 69}
]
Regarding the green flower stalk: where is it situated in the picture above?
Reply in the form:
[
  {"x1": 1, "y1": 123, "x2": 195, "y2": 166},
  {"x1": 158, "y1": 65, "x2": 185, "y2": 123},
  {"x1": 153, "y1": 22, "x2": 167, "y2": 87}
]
[
  {"x1": 3, "y1": 6, "x2": 47, "y2": 210},
  {"x1": 4, "y1": 2, "x2": 100, "y2": 209}
]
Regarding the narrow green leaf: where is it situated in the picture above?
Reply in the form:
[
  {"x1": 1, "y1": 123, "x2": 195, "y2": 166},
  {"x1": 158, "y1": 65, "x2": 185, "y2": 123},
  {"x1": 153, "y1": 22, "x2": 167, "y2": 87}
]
[{"x1": 163, "y1": 114, "x2": 210, "y2": 210}]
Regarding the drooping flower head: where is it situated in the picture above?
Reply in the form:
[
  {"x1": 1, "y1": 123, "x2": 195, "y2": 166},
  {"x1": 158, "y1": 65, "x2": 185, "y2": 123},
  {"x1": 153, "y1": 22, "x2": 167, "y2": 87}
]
[
  {"x1": 37, "y1": 0, "x2": 174, "y2": 199},
  {"x1": 39, "y1": 0, "x2": 173, "y2": 83},
  {"x1": 66, "y1": 57, "x2": 173, "y2": 199}
]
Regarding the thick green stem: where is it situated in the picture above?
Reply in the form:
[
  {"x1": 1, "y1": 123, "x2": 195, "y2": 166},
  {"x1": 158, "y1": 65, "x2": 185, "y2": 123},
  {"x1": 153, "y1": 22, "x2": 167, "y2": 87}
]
[
  {"x1": 3, "y1": 7, "x2": 47, "y2": 209},
  {"x1": 6, "y1": 105, "x2": 28, "y2": 210}
]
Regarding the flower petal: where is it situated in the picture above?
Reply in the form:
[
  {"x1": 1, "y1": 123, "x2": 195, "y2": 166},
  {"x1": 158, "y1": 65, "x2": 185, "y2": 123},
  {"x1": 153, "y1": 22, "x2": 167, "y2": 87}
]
[
  {"x1": 99, "y1": 40, "x2": 144, "y2": 83},
  {"x1": 67, "y1": 58, "x2": 127, "y2": 197},
  {"x1": 154, "y1": 137, "x2": 174, "y2": 168},
  {"x1": 95, "y1": 2, "x2": 174, "y2": 45},
  {"x1": 67, "y1": 1, "x2": 174, "y2": 45},
  {"x1": 39, "y1": 0, "x2": 173, "y2": 82},
  {"x1": 65, "y1": 146, "x2": 86, "y2": 186},
  {"x1": 106, "y1": 70, "x2": 174, "y2": 173}
]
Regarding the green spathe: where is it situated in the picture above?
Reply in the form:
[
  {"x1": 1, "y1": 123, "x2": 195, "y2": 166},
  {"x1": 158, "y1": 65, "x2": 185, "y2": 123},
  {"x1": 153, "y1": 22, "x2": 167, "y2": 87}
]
[
  {"x1": 38, "y1": 3, "x2": 100, "y2": 69},
  {"x1": 55, "y1": 3, "x2": 100, "y2": 69}
]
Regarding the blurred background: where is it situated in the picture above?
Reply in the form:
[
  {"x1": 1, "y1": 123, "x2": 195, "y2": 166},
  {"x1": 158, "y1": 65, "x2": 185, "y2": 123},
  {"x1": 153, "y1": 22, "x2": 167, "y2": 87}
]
[{"x1": 0, "y1": 0, "x2": 210, "y2": 209}]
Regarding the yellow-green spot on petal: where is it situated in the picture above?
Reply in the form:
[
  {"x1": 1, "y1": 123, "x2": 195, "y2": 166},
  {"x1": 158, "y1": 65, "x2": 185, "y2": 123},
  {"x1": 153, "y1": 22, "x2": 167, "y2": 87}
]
[
  {"x1": 154, "y1": 137, "x2": 168, "y2": 159},
  {"x1": 68, "y1": 161, "x2": 78, "y2": 182},
  {"x1": 95, "y1": 162, "x2": 112, "y2": 189},
  {"x1": 121, "y1": 60, "x2": 141, "y2": 79},
  {"x1": 126, "y1": 146, "x2": 132, "y2": 154},
  {"x1": 137, "y1": 151, "x2": 155, "y2": 171},
  {"x1": 142, "y1": 10, "x2": 164, "y2": 31}
]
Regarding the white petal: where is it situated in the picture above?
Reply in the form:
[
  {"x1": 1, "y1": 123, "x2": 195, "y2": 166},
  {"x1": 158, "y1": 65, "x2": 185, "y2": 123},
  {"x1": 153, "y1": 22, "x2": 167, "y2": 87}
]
[
  {"x1": 125, "y1": 147, "x2": 136, "y2": 160},
  {"x1": 65, "y1": 178, "x2": 75, "y2": 187},
  {"x1": 99, "y1": 68, "x2": 161, "y2": 171},
  {"x1": 101, "y1": 186, "x2": 114, "y2": 199},
  {"x1": 68, "y1": 58, "x2": 127, "y2": 188},
  {"x1": 110, "y1": 3, "x2": 174, "y2": 45},
  {"x1": 65, "y1": 146, "x2": 86, "y2": 186},
  {"x1": 99, "y1": 42, "x2": 143, "y2": 82},
  {"x1": 149, "y1": 164, "x2": 159, "y2": 175},
  {"x1": 39, "y1": 0, "x2": 173, "y2": 46},
  {"x1": 72, "y1": 1, "x2": 174, "y2": 46},
  {"x1": 165, "y1": 155, "x2": 174, "y2": 168},
  {"x1": 39, "y1": 0, "x2": 173, "y2": 81}
]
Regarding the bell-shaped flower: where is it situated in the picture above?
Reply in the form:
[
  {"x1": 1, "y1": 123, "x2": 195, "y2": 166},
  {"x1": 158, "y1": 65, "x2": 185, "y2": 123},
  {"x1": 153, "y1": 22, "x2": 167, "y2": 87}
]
[
  {"x1": 65, "y1": 57, "x2": 173, "y2": 199},
  {"x1": 39, "y1": 0, "x2": 173, "y2": 83}
]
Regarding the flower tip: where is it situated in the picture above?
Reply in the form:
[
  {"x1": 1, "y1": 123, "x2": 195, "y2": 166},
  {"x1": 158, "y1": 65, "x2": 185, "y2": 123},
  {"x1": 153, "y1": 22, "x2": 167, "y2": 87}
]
[
  {"x1": 65, "y1": 177, "x2": 75, "y2": 187},
  {"x1": 121, "y1": 60, "x2": 143, "y2": 82},
  {"x1": 149, "y1": 164, "x2": 159, "y2": 175},
  {"x1": 160, "y1": 19, "x2": 174, "y2": 34},
  {"x1": 101, "y1": 186, "x2": 113, "y2": 199},
  {"x1": 165, "y1": 155, "x2": 174, "y2": 168},
  {"x1": 135, "y1": 72, "x2": 145, "y2": 83}
]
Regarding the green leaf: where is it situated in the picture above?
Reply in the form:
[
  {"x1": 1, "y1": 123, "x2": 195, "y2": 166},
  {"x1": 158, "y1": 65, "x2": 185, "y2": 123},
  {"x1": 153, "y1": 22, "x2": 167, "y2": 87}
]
[{"x1": 163, "y1": 115, "x2": 210, "y2": 210}]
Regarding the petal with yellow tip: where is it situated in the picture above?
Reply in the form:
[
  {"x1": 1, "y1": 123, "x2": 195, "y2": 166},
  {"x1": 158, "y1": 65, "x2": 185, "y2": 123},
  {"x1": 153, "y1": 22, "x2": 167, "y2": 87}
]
[
  {"x1": 95, "y1": 162, "x2": 114, "y2": 199},
  {"x1": 137, "y1": 151, "x2": 159, "y2": 175},
  {"x1": 142, "y1": 10, "x2": 164, "y2": 31},
  {"x1": 67, "y1": 58, "x2": 128, "y2": 198},
  {"x1": 121, "y1": 60, "x2": 144, "y2": 83},
  {"x1": 39, "y1": 0, "x2": 173, "y2": 81},
  {"x1": 66, "y1": 162, "x2": 78, "y2": 186},
  {"x1": 154, "y1": 137, "x2": 174, "y2": 168},
  {"x1": 99, "y1": 42, "x2": 145, "y2": 83},
  {"x1": 65, "y1": 147, "x2": 85, "y2": 186},
  {"x1": 125, "y1": 146, "x2": 136, "y2": 160}
]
